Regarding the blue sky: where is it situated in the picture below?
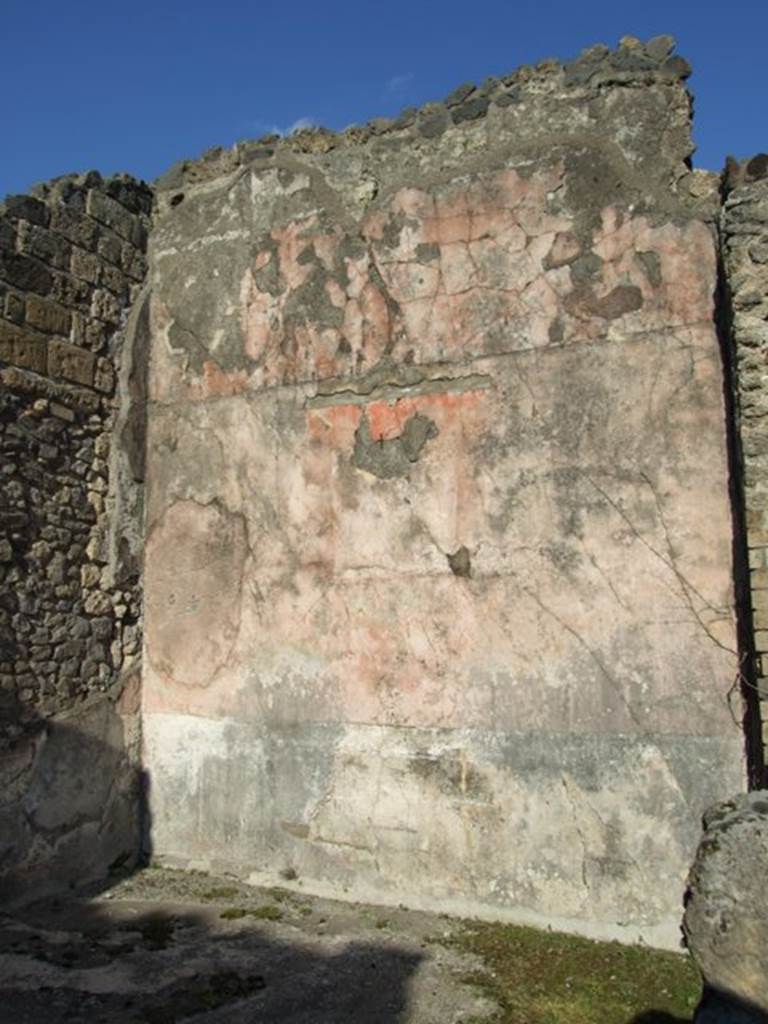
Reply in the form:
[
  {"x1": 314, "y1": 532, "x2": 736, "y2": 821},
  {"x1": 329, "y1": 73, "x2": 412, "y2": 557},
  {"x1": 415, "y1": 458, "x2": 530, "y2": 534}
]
[{"x1": 2, "y1": 0, "x2": 766, "y2": 196}]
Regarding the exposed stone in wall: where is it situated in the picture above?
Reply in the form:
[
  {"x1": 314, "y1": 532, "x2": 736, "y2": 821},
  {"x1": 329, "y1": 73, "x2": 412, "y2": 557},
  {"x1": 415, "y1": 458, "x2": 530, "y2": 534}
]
[
  {"x1": 142, "y1": 37, "x2": 744, "y2": 948},
  {"x1": 721, "y1": 157, "x2": 768, "y2": 784},
  {"x1": 0, "y1": 172, "x2": 152, "y2": 893}
]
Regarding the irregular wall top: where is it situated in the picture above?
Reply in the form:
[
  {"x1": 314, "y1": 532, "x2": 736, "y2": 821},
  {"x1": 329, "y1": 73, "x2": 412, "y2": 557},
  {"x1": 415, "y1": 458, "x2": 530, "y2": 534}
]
[
  {"x1": 150, "y1": 35, "x2": 714, "y2": 402},
  {"x1": 143, "y1": 37, "x2": 744, "y2": 947}
]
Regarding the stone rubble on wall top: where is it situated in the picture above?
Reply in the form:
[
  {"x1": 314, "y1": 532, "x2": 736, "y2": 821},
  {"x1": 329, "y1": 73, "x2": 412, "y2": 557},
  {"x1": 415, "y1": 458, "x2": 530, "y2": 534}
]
[{"x1": 155, "y1": 34, "x2": 693, "y2": 192}]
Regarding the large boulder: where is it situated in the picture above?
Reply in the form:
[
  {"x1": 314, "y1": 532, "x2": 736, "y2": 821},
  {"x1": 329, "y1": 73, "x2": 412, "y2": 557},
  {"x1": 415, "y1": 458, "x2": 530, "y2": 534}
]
[{"x1": 683, "y1": 791, "x2": 768, "y2": 1022}]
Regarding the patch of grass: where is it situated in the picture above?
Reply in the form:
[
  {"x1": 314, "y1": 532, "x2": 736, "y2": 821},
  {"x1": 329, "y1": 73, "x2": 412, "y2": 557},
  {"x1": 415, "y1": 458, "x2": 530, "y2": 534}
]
[
  {"x1": 266, "y1": 887, "x2": 291, "y2": 903},
  {"x1": 220, "y1": 905, "x2": 283, "y2": 922},
  {"x1": 202, "y1": 885, "x2": 240, "y2": 900},
  {"x1": 445, "y1": 921, "x2": 700, "y2": 1024},
  {"x1": 219, "y1": 907, "x2": 248, "y2": 920},
  {"x1": 248, "y1": 905, "x2": 283, "y2": 921}
]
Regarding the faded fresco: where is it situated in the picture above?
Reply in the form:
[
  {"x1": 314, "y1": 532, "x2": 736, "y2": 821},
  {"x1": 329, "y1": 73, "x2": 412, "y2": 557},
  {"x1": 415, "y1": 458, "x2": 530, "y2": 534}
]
[{"x1": 141, "y1": 42, "x2": 745, "y2": 947}]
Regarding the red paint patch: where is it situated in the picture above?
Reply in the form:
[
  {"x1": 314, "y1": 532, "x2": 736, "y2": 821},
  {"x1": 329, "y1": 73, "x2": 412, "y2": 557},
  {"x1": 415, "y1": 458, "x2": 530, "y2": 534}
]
[
  {"x1": 307, "y1": 404, "x2": 362, "y2": 445},
  {"x1": 198, "y1": 360, "x2": 249, "y2": 398},
  {"x1": 367, "y1": 398, "x2": 418, "y2": 440},
  {"x1": 308, "y1": 388, "x2": 489, "y2": 446}
]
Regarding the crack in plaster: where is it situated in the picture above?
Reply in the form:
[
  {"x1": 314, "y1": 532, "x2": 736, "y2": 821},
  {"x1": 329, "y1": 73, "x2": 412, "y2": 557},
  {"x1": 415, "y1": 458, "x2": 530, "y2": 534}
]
[
  {"x1": 523, "y1": 585, "x2": 647, "y2": 733},
  {"x1": 306, "y1": 371, "x2": 491, "y2": 408},
  {"x1": 587, "y1": 475, "x2": 736, "y2": 657},
  {"x1": 148, "y1": 318, "x2": 717, "y2": 409}
]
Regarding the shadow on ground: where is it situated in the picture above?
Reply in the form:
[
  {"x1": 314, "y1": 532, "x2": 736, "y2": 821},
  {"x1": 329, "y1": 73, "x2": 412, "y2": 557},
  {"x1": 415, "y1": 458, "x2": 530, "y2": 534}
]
[
  {"x1": 0, "y1": 696, "x2": 706, "y2": 1024},
  {"x1": 0, "y1": 894, "x2": 420, "y2": 1024},
  {"x1": 0, "y1": 695, "x2": 486, "y2": 1024},
  {"x1": 0, "y1": 869, "x2": 497, "y2": 1024}
]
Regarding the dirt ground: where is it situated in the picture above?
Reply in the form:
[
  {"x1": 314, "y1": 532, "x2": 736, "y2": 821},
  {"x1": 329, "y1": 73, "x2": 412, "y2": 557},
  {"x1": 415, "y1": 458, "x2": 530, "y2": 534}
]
[{"x1": 0, "y1": 867, "x2": 497, "y2": 1023}]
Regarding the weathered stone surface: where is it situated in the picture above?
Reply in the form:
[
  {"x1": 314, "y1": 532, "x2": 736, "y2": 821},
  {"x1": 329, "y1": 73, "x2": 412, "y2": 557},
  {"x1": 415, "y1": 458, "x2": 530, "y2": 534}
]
[
  {"x1": 0, "y1": 322, "x2": 47, "y2": 373},
  {"x1": 0, "y1": 250, "x2": 53, "y2": 294},
  {"x1": 0, "y1": 194, "x2": 49, "y2": 226},
  {"x1": 86, "y1": 189, "x2": 146, "y2": 248},
  {"x1": 47, "y1": 338, "x2": 96, "y2": 385},
  {"x1": 683, "y1": 792, "x2": 768, "y2": 1020},
  {"x1": 25, "y1": 294, "x2": 71, "y2": 335},
  {"x1": 17, "y1": 222, "x2": 71, "y2": 270}
]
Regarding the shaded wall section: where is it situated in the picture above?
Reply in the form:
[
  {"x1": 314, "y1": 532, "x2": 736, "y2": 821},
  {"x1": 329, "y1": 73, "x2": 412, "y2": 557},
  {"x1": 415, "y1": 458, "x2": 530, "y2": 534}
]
[
  {"x1": 143, "y1": 39, "x2": 745, "y2": 946},
  {"x1": 0, "y1": 173, "x2": 151, "y2": 895},
  {"x1": 721, "y1": 156, "x2": 768, "y2": 784}
]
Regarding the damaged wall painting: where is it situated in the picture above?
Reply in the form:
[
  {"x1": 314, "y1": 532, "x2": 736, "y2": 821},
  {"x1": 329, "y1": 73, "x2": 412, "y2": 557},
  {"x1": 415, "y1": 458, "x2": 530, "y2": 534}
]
[{"x1": 1, "y1": 35, "x2": 767, "y2": 949}]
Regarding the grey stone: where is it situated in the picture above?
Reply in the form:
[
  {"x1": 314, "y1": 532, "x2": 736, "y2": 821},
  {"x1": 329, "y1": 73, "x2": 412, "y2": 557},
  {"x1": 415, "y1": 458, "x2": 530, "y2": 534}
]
[
  {"x1": 663, "y1": 54, "x2": 692, "y2": 79},
  {"x1": 444, "y1": 82, "x2": 476, "y2": 107},
  {"x1": 683, "y1": 792, "x2": 768, "y2": 1019},
  {"x1": 393, "y1": 106, "x2": 417, "y2": 129},
  {"x1": 417, "y1": 104, "x2": 449, "y2": 139},
  {"x1": 0, "y1": 250, "x2": 53, "y2": 294},
  {"x1": 644, "y1": 35, "x2": 676, "y2": 61},
  {"x1": 17, "y1": 222, "x2": 71, "y2": 270},
  {"x1": 494, "y1": 87, "x2": 520, "y2": 107},
  {"x1": 0, "y1": 194, "x2": 50, "y2": 226},
  {"x1": 748, "y1": 239, "x2": 768, "y2": 264},
  {"x1": 746, "y1": 154, "x2": 768, "y2": 181},
  {"x1": 451, "y1": 96, "x2": 489, "y2": 124}
]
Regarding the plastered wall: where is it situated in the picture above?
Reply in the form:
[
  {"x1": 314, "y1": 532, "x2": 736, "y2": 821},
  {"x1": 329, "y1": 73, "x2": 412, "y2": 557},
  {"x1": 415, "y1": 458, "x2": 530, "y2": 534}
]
[{"x1": 141, "y1": 38, "x2": 746, "y2": 946}]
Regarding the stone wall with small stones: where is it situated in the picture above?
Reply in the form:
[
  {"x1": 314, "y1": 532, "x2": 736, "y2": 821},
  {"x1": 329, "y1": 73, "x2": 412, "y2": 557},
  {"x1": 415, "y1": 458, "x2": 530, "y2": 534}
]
[
  {"x1": 722, "y1": 155, "x2": 768, "y2": 786},
  {"x1": 0, "y1": 172, "x2": 152, "y2": 894}
]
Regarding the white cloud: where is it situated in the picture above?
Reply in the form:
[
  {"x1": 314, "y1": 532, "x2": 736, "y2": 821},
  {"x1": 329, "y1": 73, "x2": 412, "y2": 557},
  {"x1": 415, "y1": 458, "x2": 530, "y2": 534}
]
[
  {"x1": 286, "y1": 117, "x2": 316, "y2": 135},
  {"x1": 243, "y1": 116, "x2": 317, "y2": 138},
  {"x1": 385, "y1": 72, "x2": 415, "y2": 97}
]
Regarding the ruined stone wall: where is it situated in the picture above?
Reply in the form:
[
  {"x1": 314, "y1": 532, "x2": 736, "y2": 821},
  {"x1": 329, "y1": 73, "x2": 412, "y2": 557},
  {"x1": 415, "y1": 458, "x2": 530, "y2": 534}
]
[
  {"x1": 721, "y1": 157, "x2": 768, "y2": 782},
  {"x1": 142, "y1": 38, "x2": 745, "y2": 947},
  {"x1": 0, "y1": 173, "x2": 152, "y2": 895}
]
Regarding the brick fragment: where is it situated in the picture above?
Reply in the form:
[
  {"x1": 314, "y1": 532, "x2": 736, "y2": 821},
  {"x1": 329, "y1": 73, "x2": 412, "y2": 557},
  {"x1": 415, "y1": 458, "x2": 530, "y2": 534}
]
[
  {"x1": 47, "y1": 339, "x2": 96, "y2": 386},
  {"x1": 17, "y1": 222, "x2": 71, "y2": 270},
  {"x1": 70, "y1": 247, "x2": 100, "y2": 284},
  {"x1": 0, "y1": 321, "x2": 47, "y2": 373},
  {"x1": 25, "y1": 295, "x2": 71, "y2": 336},
  {"x1": 0, "y1": 194, "x2": 49, "y2": 226},
  {"x1": 0, "y1": 250, "x2": 53, "y2": 294},
  {"x1": 86, "y1": 190, "x2": 146, "y2": 248},
  {"x1": 49, "y1": 205, "x2": 99, "y2": 250}
]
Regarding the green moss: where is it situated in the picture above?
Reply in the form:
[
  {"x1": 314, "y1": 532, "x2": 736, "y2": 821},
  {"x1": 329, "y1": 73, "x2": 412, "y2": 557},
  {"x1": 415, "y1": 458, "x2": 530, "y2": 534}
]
[
  {"x1": 445, "y1": 921, "x2": 700, "y2": 1024},
  {"x1": 248, "y1": 905, "x2": 283, "y2": 921},
  {"x1": 219, "y1": 907, "x2": 247, "y2": 920},
  {"x1": 220, "y1": 905, "x2": 283, "y2": 922},
  {"x1": 202, "y1": 885, "x2": 240, "y2": 900}
]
